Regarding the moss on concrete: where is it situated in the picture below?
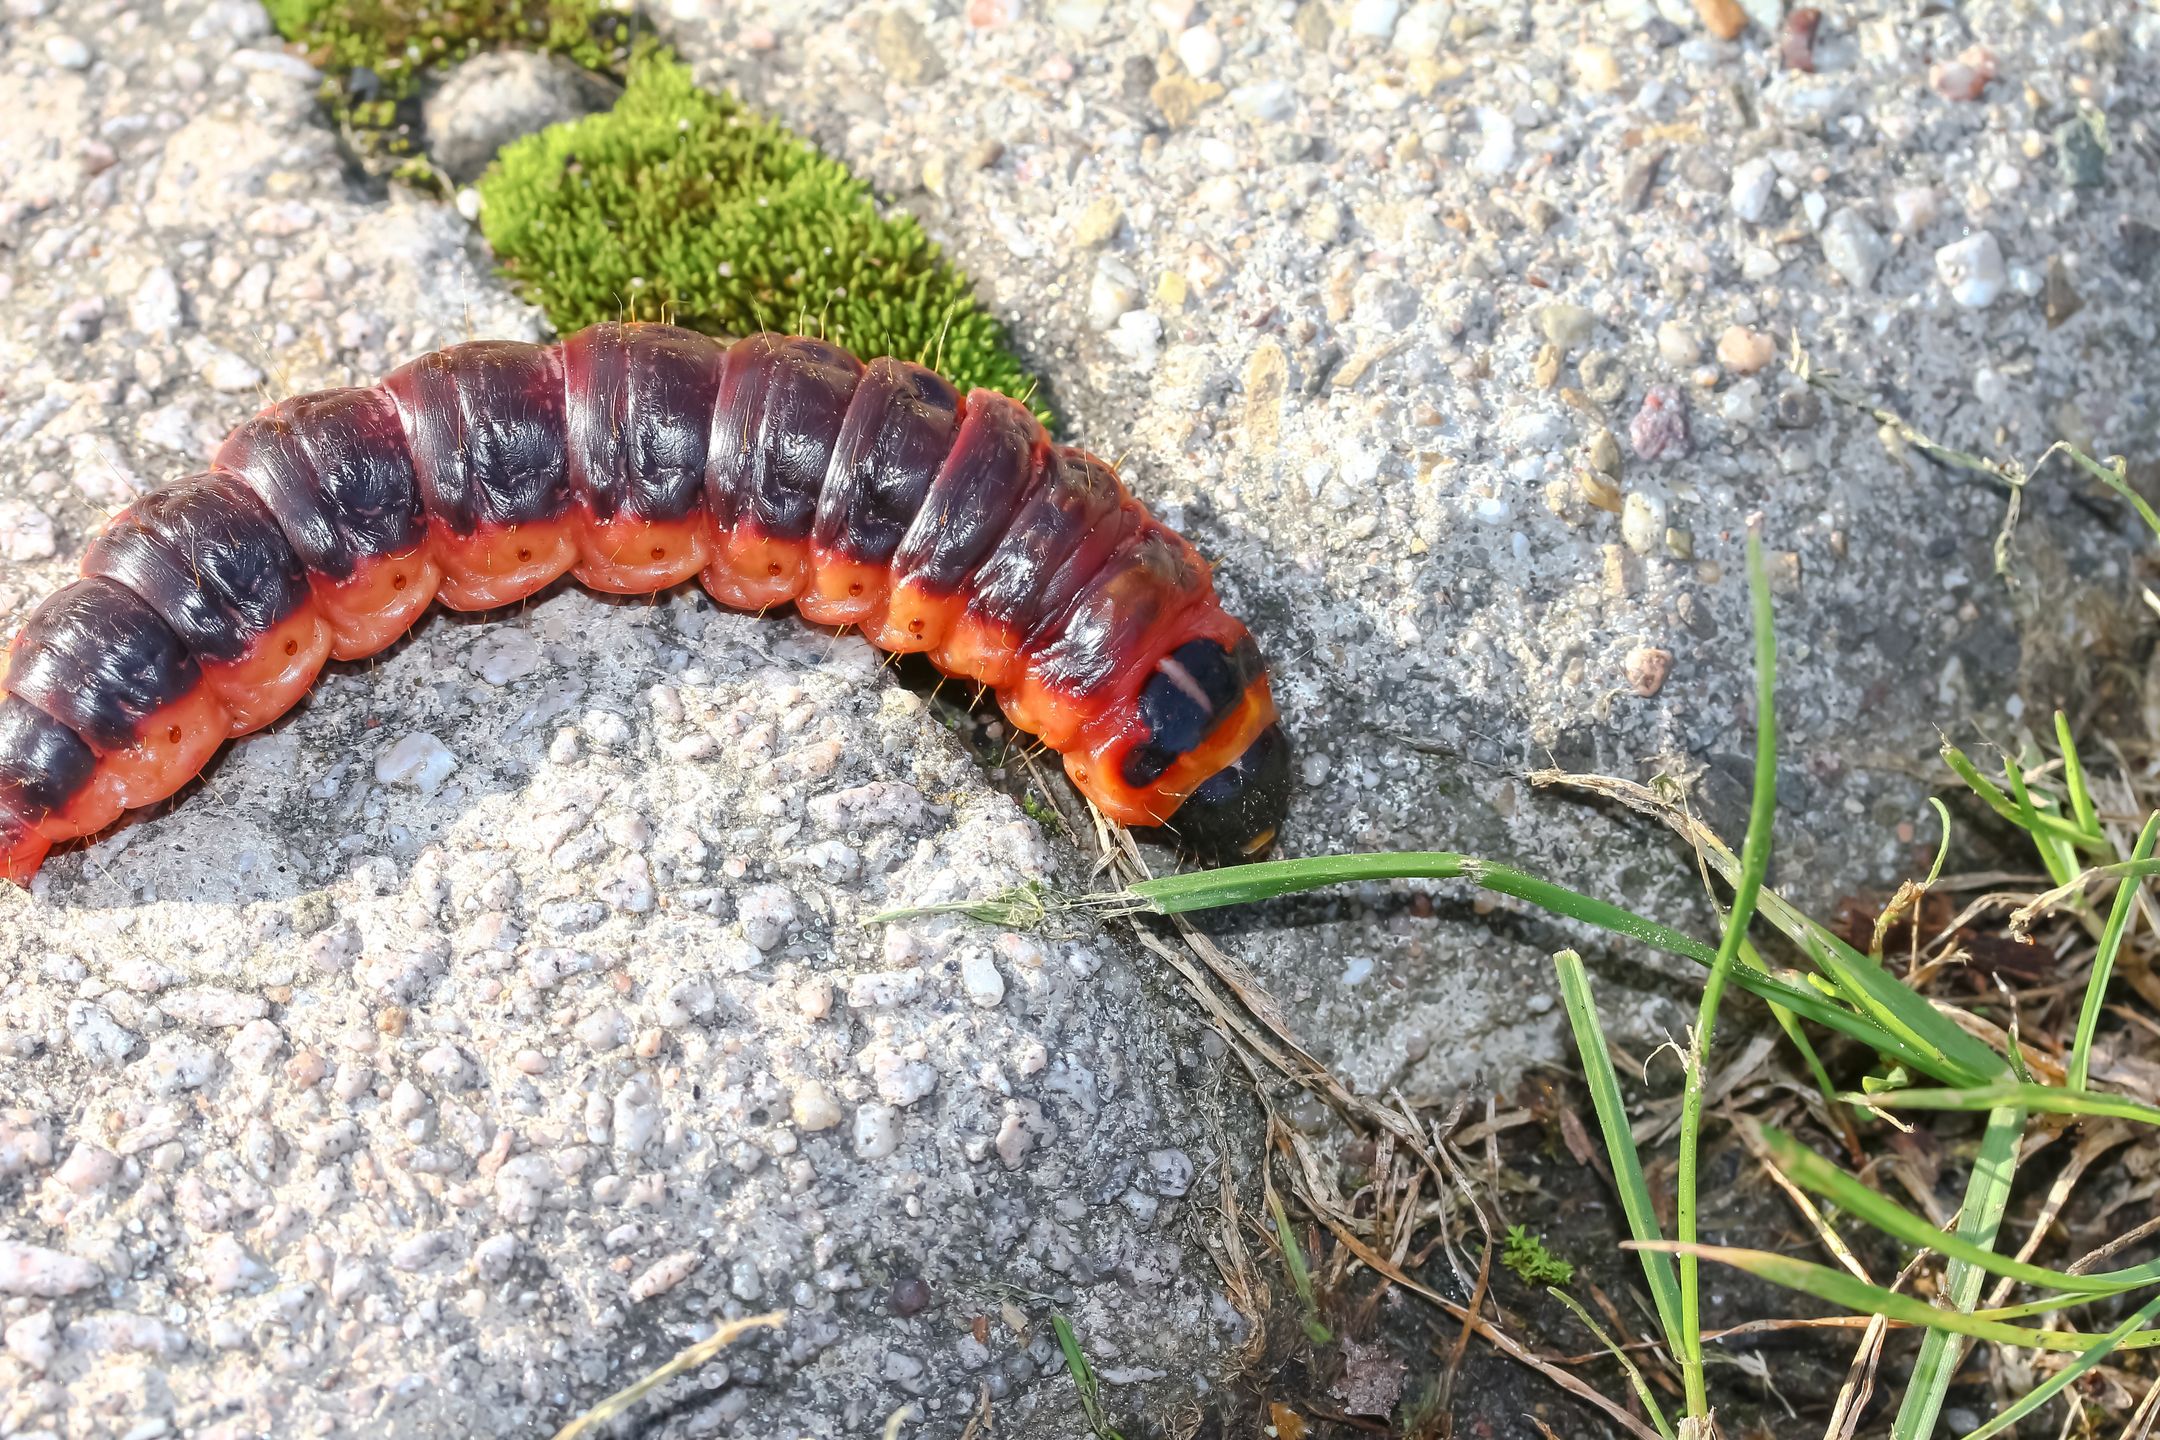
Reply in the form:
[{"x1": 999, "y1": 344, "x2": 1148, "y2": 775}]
[
  {"x1": 476, "y1": 54, "x2": 1042, "y2": 414},
  {"x1": 267, "y1": 0, "x2": 621, "y2": 103}
]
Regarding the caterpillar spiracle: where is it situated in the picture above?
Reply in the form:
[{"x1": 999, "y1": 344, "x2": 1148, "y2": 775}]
[{"x1": 0, "y1": 325, "x2": 1291, "y2": 886}]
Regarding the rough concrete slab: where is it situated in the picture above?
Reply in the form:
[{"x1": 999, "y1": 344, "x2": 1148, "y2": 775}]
[{"x1": 0, "y1": 3, "x2": 1242, "y2": 1432}]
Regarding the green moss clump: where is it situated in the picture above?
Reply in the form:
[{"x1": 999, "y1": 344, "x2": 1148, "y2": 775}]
[
  {"x1": 476, "y1": 55, "x2": 1042, "y2": 416},
  {"x1": 1500, "y1": 1225, "x2": 1575, "y2": 1288},
  {"x1": 267, "y1": 0, "x2": 620, "y2": 103}
]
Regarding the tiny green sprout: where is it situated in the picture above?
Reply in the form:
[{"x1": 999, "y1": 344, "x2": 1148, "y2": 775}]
[
  {"x1": 1501, "y1": 1225, "x2": 1575, "y2": 1288},
  {"x1": 1860, "y1": 1065, "x2": 1912, "y2": 1096}
]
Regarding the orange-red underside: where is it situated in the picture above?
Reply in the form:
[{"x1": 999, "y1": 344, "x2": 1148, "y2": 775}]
[{"x1": 4, "y1": 506, "x2": 1271, "y2": 878}]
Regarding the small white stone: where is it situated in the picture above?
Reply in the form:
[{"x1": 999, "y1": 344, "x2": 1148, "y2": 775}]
[
  {"x1": 203, "y1": 1234, "x2": 266, "y2": 1293},
  {"x1": 1174, "y1": 25, "x2": 1222, "y2": 78},
  {"x1": 244, "y1": 200, "x2": 317, "y2": 236},
  {"x1": 791, "y1": 1081, "x2": 843, "y2": 1131},
  {"x1": 1347, "y1": 0, "x2": 1402, "y2": 40},
  {"x1": 376, "y1": 732, "x2": 458, "y2": 793},
  {"x1": 846, "y1": 968, "x2": 925, "y2": 1008},
  {"x1": 853, "y1": 1103, "x2": 900, "y2": 1159},
  {"x1": 629, "y1": 1250, "x2": 700, "y2": 1302},
  {"x1": 1391, "y1": 2, "x2": 1448, "y2": 56},
  {"x1": 1728, "y1": 157, "x2": 1776, "y2": 224},
  {"x1": 472, "y1": 1235, "x2": 518, "y2": 1282},
  {"x1": 1088, "y1": 257, "x2": 1140, "y2": 330},
  {"x1": 1818, "y1": 207, "x2": 1888, "y2": 290},
  {"x1": 199, "y1": 349, "x2": 264, "y2": 393},
  {"x1": 1229, "y1": 80, "x2": 1294, "y2": 122},
  {"x1": 4, "y1": 1310, "x2": 57, "y2": 1370},
  {"x1": 330, "y1": 1257, "x2": 373, "y2": 1304},
  {"x1": 597, "y1": 854, "x2": 655, "y2": 913},
  {"x1": 43, "y1": 34, "x2": 90, "y2": 68},
  {"x1": 1470, "y1": 108, "x2": 1517, "y2": 178},
  {"x1": 1934, "y1": 230, "x2": 2006, "y2": 308},
  {"x1": 867, "y1": 1046, "x2": 938, "y2": 1106},
  {"x1": 1148, "y1": 1148, "x2": 1195, "y2": 1198},
  {"x1": 54, "y1": 1142, "x2": 119, "y2": 1195},
  {"x1": 1107, "y1": 308, "x2": 1162, "y2": 371},
  {"x1": 574, "y1": 1007, "x2": 626, "y2": 1053},
  {"x1": 67, "y1": 1002, "x2": 135, "y2": 1067},
  {"x1": 0, "y1": 1242, "x2": 100, "y2": 1297},
  {"x1": 612, "y1": 1078, "x2": 659, "y2": 1154},
  {"x1": 1656, "y1": 321, "x2": 1702, "y2": 367},
  {"x1": 494, "y1": 1153, "x2": 556, "y2": 1224},
  {"x1": 471, "y1": 629, "x2": 543, "y2": 685},
  {"x1": 1621, "y1": 491, "x2": 1669, "y2": 555},
  {"x1": 656, "y1": 978, "x2": 714, "y2": 1027},
  {"x1": 139, "y1": 1036, "x2": 217, "y2": 1094},
  {"x1": 129, "y1": 266, "x2": 185, "y2": 335},
  {"x1": 581, "y1": 709, "x2": 632, "y2": 748},
  {"x1": 0, "y1": 500, "x2": 57, "y2": 561},
  {"x1": 1891, "y1": 185, "x2": 1940, "y2": 235},
  {"x1": 159, "y1": 986, "x2": 268, "y2": 1026},
  {"x1": 738, "y1": 884, "x2": 799, "y2": 951},
  {"x1": 960, "y1": 950, "x2": 1006, "y2": 1008},
  {"x1": 225, "y1": 1018, "x2": 285, "y2": 1074},
  {"x1": 1719, "y1": 378, "x2": 1765, "y2": 427},
  {"x1": 418, "y1": 1040, "x2": 476, "y2": 1089}
]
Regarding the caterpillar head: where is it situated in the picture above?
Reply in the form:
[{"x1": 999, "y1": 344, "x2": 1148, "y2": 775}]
[
  {"x1": 1163, "y1": 719, "x2": 1291, "y2": 862},
  {"x1": 1122, "y1": 636, "x2": 1291, "y2": 863}
]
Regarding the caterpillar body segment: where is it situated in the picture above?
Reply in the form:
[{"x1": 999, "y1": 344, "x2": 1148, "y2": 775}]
[{"x1": 0, "y1": 324, "x2": 1290, "y2": 885}]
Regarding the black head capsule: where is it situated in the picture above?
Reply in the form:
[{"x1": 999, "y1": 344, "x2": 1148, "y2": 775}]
[{"x1": 1160, "y1": 721, "x2": 1292, "y2": 862}]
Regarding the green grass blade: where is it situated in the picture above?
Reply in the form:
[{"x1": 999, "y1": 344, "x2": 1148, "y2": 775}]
[
  {"x1": 1975, "y1": 1290, "x2": 2149, "y2": 1322},
  {"x1": 1548, "y1": 1286, "x2": 1678, "y2": 1440},
  {"x1": 2070, "y1": 811, "x2": 2160, "y2": 1089},
  {"x1": 1795, "y1": 926, "x2": 2006, "y2": 1086},
  {"x1": 2052, "y1": 442, "x2": 2160, "y2": 544},
  {"x1": 1852, "y1": 1083, "x2": 2160, "y2": 1126},
  {"x1": 1758, "y1": 1123, "x2": 2160, "y2": 1294},
  {"x1": 1676, "y1": 529, "x2": 1779, "y2": 1421},
  {"x1": 2055, "y1": 712, "x2": 2100, "y2": 839},
  {"x1": 2002, "y1": 753, "x2": 2079, "y2": 887},
  {"x1": 1636, "y1": 1237, "x2": 2160, "y2": 1354},
  {"x1": 1641, "y1": 816, "x2": 2008, "y2": 1084},
  {"x1": 1892, "y1": 1104, "x2": 2024, "y2": 1440},
  {"x1": 1052, "y1": 1315, "x2": 1126, "y2": 1440},
  {"x1": 1554, "y1": 950, "x2": 1685, "y2": 1347},
  {"x1": 1943, "y1": 746, "x2": 2107, "y2": 856},
  {"x1": 1962, "y1": 1292, "x2": 2160, "y2": 1440},
  {"x1": 1267, "y1": 1190, "x2": 1333, "y2": 1345},
  {"x1": 1129, "y1": 855, "x2": 1969, "y2": 1083},
  {"x1": 1766, "y1": 996, "x2": 1842, "y2": 1118},
  {"x1": 1924, "y1": 797, "x2": 1954, "y2": 885}
]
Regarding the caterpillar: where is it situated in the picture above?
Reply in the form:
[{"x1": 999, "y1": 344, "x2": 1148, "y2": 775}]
[{"x1": 0, "y1": 324, "x2": 1290, "y2": 886}]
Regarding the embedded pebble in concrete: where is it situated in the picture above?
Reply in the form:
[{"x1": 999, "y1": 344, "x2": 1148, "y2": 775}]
[{"x1": 0, "y1": 4, "x2": 1234, "y2": 1435}]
